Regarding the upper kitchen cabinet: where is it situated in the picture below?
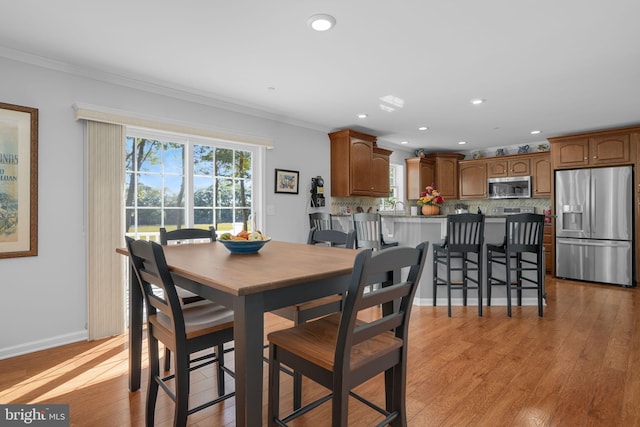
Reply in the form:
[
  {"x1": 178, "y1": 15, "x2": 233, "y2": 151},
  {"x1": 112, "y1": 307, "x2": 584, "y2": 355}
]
[
  {"x1": 329, "y1": 129, "x2": 393, "y2": 197},
  {"x1": 458, "y1": 160, "x2": 487, "y2": 199},
  {"x1": 406, "y1": 153, "x2": 464, "y2": 200},
  {"x1": 486, "y1": 157, "x2": 530, "y2": 178},
  {"x1": 530, "y1": 153, "x2": 552, "y2": 197},
  {"x1": 405, "y1": 157, "x2": 434, "y2": 200},
  {"x1": 550, "y1": 127, "x2": 638, "y2": 169},
  {"x1": 425, "y1": 153, "x2": 464, "y2": 199}
]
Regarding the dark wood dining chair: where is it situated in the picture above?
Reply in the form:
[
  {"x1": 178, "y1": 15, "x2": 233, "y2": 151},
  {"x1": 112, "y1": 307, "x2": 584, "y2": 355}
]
[
  {"x1": 126, "y1": 237, "x2": 235, "y2": 427},
  {"x1": 309, "y1": 212, "x2": 333, "y2": 231},
  {"x1": 487, "y1": 213, "x2": 545, "y2": 317},
  {"x1": 432, "y1": 213, "x2": 485, "y2": 317},
  {"x1": 268, "y1": 241, "x2": 429, "y2": 427},
  {"x1": 272, "y1": 227, "x2": 357, "y2": 410},
  {"x1": 352, "y1": 212, "x2": 398, "y2": 251},
  {"x1": 159, "y1": 226, "x2": 217, "y2": 370}
]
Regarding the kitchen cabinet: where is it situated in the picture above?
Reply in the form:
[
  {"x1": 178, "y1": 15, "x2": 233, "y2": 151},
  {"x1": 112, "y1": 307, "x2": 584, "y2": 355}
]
[
  {"x1": 405, "y1": 157, "x2": 434, "y2": 200},
  {"x1": 426, "y1": 153, "x2": 464, "y2": 199},
  {"x1": 458, "y1": 160, "x2": 487, "y2": 199},
  {"x1": 550, "y1": 129, "x2": 633, "y2": 169},
  {"x1": 486, "y1": 157, "x2": 530, "y2": 178},
  {"x1": 635, "y1": 132, "x2": 640, "y2": 283},
  {"x1": 406, "y1": 153, "x2": 463, "y2": 200},
  {"x1": 543, "y1": 224, "x2": 554, "y2": 274},
  {"x1": 530, "y1": 153, "x2": 552, "y2": 197},
  {"x1": 329, "y1": 129, "x2": 392, "y2": 197}
]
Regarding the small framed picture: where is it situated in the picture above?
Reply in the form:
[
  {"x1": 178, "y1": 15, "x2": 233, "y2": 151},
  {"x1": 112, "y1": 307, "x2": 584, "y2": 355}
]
[{"x1": 274, "y1": 169, "x2": 299, "y2": 194}]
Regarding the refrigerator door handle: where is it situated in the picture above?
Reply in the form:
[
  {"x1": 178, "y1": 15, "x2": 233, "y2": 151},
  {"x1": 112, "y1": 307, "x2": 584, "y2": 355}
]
[
  {"x1": 590, "y1": 174, "x2": 596, "y2": 234},
  {"x1": 557, "y1": 238, "x2": 629, "y2": 247}
]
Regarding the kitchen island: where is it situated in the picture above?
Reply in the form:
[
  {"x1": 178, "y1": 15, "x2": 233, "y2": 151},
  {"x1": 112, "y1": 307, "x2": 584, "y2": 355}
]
[{"x1": 333, "y1": 214, "x2": 544, "y2": 308}]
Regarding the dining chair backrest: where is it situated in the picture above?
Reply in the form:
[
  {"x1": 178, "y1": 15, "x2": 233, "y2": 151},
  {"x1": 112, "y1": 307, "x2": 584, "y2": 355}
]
[
  {"x1": 159, "y1": 226, "x2": 216, "y2": 245},
  {"x1": 307, "y1": 227, "x2": 356, "y2": 249},
  {"x1": 336, "y1": 241, "x2": 429, "y2": 378},
  {"x1": 126, "y1": 237, "x2": 186, "y2": 337},
  {"x1": 352, "y1": 212, "x2": 383, "y2": 250},
  {"x1": 444, "y1": 213, "x2": 485, "y2": 252},
  {"x1": 504, "y1": 213, "x2": 544, "y2": 254},
  {"x1": 309, "y1": 212, "x2": 333, "y2": 231}
]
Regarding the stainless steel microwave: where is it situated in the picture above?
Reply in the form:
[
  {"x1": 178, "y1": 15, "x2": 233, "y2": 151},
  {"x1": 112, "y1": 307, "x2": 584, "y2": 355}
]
[{"x1": 487, "y1": 176, "x2": 531, "y2": 199}]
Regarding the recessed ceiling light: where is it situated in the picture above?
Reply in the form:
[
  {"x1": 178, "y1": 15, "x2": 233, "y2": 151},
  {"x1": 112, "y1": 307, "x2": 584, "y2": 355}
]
[
  {"x1": 470, "y1": 99, "x2": 485, "y2": 105},
  {"x1": 307, "y1": 14, "x2": 336, "y2": 31},
  {"x1": 418, "y1": 126, "x2": 428, "y2": 131},
  {"x1": 357, "y1": 113, "x2": 368, "y2": 119},
  {"x1": 458, "y1": 141, "x2": 467, "y2": 145},
  {"x1": 530, "y1": 130, "x2": 542, "y2": 135},
  {"x1": 400, "y1": 141, "x2": 409, "y2": 145}
]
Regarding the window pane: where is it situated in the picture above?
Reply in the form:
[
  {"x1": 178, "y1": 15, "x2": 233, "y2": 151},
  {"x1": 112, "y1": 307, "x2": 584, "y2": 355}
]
[
  {"x1": 216, "y1": 209, "x2": 234, "y2": 231},
  {"x1": 138, "y1": 208, "x2": 161, "y2": 227},
  {"x1": 193, "y1": 145, "x2": 214, "y2": 175},
  {"x1": 217, "y1": 178, "x2": 234, "y2": 207},
  {"x1": 194, "y1": 208, "x2": 213, "y2": 226},
  {"x1": 137, "y1": 139, "x2": 163, "y2": 173},
  {"x1": 137, "y1": 174, "x2": 162, "y2": 207},
  {"x1": 163, "y1": 142, "x2": 185, "y2": 175},
  {"x1": 235, "y1": 180, "x2": 252, "y2": 207},
  {"x1": 163, "y1": 175, "x2": 185, "y2": 207},
  {"x1": 194, "y1": 177, "x2": 214, "y2": 207},
  {"x1": 215, "y1": 148, "x2": 233, "y2": 177},
  {"x1": 235, "y1": 150, "x2": 252, "y2": 179},
  {"x1": 163, "y1": 208, "x2": 185, "y2": 229}
]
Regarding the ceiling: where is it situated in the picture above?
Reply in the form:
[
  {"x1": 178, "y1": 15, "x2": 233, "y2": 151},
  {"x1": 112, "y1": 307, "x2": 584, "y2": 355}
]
[{"x1": 2, "y1": 1, "x2": 640, "y2": 152}]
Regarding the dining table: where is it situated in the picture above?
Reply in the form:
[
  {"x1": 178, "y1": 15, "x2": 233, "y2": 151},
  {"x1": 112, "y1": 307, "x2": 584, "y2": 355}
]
[{"x1": 117, "y1": 239, "x2": 360, "y2": 427}]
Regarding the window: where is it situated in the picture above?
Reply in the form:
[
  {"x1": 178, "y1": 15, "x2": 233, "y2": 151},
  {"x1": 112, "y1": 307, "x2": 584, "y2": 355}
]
[
  {"x1": 125, "y1": 129, "x2": 262, "y2": 241},
  {"x1": 379, "y1": 163, "x2": 402, "y2": 211}
]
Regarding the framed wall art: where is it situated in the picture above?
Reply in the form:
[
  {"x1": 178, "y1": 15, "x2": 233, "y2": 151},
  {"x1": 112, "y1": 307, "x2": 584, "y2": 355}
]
[
  {"x1": 0, "y1": 102, "x2": 38, "y2": 258},
  {"x1": 274, "y1": 169, "x2": 299, "y2": 194}
]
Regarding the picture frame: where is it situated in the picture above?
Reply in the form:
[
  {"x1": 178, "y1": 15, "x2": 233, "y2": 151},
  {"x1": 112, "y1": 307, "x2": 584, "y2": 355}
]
[
  {"x1": 274, "y1": 169, "x2": 299, "y2": 194},
  {"x1": 0, "y1": 102, "x2": 38, "y2": 258}
]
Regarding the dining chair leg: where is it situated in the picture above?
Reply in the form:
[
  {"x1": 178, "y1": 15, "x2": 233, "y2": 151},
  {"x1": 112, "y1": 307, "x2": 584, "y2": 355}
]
[
  {"x1": 506, "y1": 251, "x2": 513, "y2": 318},
  {"x1": 432, "y1": 255, "x2": 438, "y2": 306},
  {"x1": 174, "y1": 351, "x2": 190, "y2": 427},
  {"x1": 462, "y1": 253, "x2": 468, "y2": 306},
  {"x1": 267, "y1": 343, "x2": 280, "y2": 427},
  {"x1": 446, "y1": 253, "x2": 452, "y2": 317},
  {"x1": 332, "y1": 383, "x2": 349, "y2": 427},
  {"x1": 147, "y1": 336, "x2": 160, "y2": 427},
  {"x1": 478, "y1": 251, "x2": 483, "y2": 317},
  {"x1": 216, "y1": 343, "x2": 225, "y2": 396}
]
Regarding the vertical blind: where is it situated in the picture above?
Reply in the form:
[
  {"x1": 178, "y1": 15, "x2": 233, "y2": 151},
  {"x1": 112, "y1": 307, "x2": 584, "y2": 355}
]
[{"x1": 87, "y1": 121, "x2": 126, "y2": 340}]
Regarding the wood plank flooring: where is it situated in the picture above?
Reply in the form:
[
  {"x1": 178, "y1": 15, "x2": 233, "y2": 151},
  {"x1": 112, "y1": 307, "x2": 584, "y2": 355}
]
[{"x1": 1, "y1": 277, "x2": 639, "y2": 426}]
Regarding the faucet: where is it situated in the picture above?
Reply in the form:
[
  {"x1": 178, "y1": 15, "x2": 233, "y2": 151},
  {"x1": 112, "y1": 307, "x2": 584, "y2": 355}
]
[{"x1": 393, "y1": 201, "x2": 406, "y2": 215}]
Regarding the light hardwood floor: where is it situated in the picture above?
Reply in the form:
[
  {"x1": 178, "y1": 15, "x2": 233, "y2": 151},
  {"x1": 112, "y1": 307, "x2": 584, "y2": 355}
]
[{"x1": 1, "y1": 277, "x2": 639, "y2": 426}]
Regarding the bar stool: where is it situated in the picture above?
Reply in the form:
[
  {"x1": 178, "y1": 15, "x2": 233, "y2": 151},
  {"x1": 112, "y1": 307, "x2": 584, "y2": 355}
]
[
  {"x1": 432, "y1": 213, "x2": 485, "y2": 317},
  {"x1": 487, "y1": 213, "x2": 545, "y2": 317}
]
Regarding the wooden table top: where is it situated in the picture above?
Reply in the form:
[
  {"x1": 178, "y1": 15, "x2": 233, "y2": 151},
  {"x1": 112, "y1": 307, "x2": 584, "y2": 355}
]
[{"x1": 119, "y1": 240, "x2": 360, "y2": 297}]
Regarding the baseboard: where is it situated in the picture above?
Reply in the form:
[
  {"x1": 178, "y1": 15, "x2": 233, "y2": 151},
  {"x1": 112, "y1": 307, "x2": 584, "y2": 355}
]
[{"x1": 0, "y1": 330, "x2": 88, "y2": 360}]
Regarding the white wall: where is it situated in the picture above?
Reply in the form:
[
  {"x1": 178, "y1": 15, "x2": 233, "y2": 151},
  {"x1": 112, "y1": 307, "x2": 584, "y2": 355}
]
[{"x1": 0, "y1": 55, "x2": 334, "y2": 358}]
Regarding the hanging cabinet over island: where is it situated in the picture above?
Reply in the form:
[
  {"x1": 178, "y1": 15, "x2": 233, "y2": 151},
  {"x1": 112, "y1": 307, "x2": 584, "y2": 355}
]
[
  {"x1": 405, "y1": 153, "x2": 464, "y2": 200},
  {"x1": 329, "y1": 129, "x2": 393, "y2": 197}
]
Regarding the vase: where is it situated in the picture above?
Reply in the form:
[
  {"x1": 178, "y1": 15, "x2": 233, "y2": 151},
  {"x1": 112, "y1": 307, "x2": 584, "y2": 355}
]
[{"x1": 421, "y1": 205, "x2": 440, "y2": 216}]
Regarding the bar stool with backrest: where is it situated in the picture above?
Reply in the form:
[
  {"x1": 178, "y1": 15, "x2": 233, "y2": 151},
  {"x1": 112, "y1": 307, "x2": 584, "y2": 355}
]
[
  {"x1": 352, "y1": 212, "x2": 398, "y2": 251},
  {"x1": 487, "y1": 213, "x2": 545, "y2": 317},
  {"x1": 267, "y1": 241, "x2": 429, "y2": 427},
  {"x1": 433, "y1": 213, "x2": 485, "y2": 317},
  {"x1": 271, "y1": 227, "x2": 356, "y2": 410},
  {"x1": 159, "y1": 226, "x2": 217, "y2": 370},
  {"x1": 309, "y1": 212, "x2": 333, "y2": 231},
  {"x1": 125, "y1": 237, "x2": 235, "y2": 427}
]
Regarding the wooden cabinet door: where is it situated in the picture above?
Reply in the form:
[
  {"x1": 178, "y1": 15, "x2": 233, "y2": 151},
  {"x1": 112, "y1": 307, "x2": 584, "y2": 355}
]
[
  {"x1": 531, "y1": 154, "x2": 552, "y2": 197},
  {"x1": 509, "y1": 158, "x2": 530, "y2": 176},
  {"x1": 486, "y1": 159, "x2": 508, "y2": 178},
  {"x1": 371, "y1": 151, "x2": 390, "y2": 196},
  {"x1": 349, "y1": 138, "x2": 373, "y2": 195},
  {"x1": 590, "y1": 134, "x2": 630, "y2": 166},
  {"x1": 405, "y1": 158, "x2": 434, "y2": 200},
  {"x1": 434, "y1": 156, "x2": 459, "y2": 199},
  {"x1": 552, "y1": 138, "x2": 590, "y2": 169},
  {"x1": 459, "y1": 161, "x2": 487, "y2": 199}
]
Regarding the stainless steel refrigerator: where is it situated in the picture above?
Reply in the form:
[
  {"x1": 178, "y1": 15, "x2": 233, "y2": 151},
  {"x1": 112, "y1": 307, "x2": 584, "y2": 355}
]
[{"x1": 555, "y1": 166, "x2": 634, "y2": 287}]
